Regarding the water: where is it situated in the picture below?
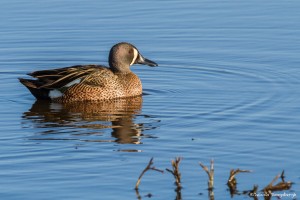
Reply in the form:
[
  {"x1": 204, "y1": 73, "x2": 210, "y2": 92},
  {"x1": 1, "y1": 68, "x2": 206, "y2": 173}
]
[{"x1": 0, "y1": 1, "x2": 299, "y2": 199}]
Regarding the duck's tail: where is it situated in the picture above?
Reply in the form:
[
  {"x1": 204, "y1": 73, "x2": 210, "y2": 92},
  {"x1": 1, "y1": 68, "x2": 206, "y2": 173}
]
[{"x1": 19, "y1": 78, "x2": 50, "y2": 100}]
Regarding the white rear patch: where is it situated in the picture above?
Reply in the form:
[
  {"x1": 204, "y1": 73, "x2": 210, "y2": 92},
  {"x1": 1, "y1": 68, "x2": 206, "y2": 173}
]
[
  {"x1": 49, "y1": 89, "x2": 63, "y2": 99},
  {"x1": 48, "y1": 78, "x2": 81, "y2": 99},
  {"x1": 130, "y1": 48, "x2": 139, "y2": 66}
]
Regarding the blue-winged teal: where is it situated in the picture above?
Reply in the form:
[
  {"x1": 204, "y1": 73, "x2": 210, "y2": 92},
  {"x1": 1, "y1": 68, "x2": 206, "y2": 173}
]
[{"x1": 19, "y1": 42, "x2": 158, "y2": 102}]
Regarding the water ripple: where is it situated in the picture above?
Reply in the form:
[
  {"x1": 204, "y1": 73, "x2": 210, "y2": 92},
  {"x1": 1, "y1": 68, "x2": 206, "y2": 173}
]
[{"x1": 143, "y1": 61, "x2": 299, "y2": 130}]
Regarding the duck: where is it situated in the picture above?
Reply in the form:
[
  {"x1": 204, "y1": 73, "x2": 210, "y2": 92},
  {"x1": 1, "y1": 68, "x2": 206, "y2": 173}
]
[{"x1": 19, "y1": 42, "x2": 158, "y2": 102}]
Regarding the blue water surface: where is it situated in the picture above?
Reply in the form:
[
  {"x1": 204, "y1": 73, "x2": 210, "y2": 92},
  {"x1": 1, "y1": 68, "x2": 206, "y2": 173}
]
[{"x1": 0, "y1": 1, "x2": 299, "y2": 199}]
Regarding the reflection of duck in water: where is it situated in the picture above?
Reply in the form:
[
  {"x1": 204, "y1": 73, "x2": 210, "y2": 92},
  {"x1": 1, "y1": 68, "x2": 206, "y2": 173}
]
[
  {"x1": 19, "y1": 42, "x2": 158, "y2": 102},
  {"x1": 22, "y1": 96, "x2": 158, "y2": 144}
]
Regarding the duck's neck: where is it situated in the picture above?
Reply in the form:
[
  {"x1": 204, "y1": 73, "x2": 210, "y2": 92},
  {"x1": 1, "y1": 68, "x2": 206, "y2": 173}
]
[
  {"x1": 109, "y1": 60, "x2": 131, "y2": 74},
  {"x1": 111, "y1": 67, "x2": 131, "y2": 74}
]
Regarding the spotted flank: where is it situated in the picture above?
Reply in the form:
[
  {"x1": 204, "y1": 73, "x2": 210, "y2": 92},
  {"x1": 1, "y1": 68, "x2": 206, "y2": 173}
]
[{"x1": 19, "y1": 42, "x2": 158, "y2": 102}]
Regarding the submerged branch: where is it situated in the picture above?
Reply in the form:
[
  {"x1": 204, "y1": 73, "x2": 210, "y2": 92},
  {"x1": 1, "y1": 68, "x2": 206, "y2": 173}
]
[
  {"x1": 227, "y1": 168, "x2": 252, "y2": 196},
  {"x1": 228, "y1": 168, "x2": 252, "y2": 183},
  {"x1": 244, "y1": 185, "x2": 259, "y2": 200},
  {"x1": 135, "y1": 157, "x2": 164, "y2": 190},
  {"x1": 263, "y1": 170, "x2": 292, "y2": 196},
  {"x1": 166, "y1": 157, "x2": 182, "y2": 190},
  {"x1": 199, "y1": 159, "x2": 214, "y2": 190}
]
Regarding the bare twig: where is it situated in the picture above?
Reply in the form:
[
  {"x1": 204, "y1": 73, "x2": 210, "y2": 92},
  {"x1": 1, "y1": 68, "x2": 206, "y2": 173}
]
[
  {"x1": 199, "y1": 159, "x2": 214, "y2": 190},
  {"x1": 199, "y1": 159, "x2": 215, "y2": 200},
  {"x1": 270, "y1": 181, "x2": 292, "y2": 191},
  {"x1": 266, "y1": 173, "x2": 280, "y2": 189},
  {"x1": 227, "y1": 168, "x2": 252, "y2": 196},
  {"x1": 246, "y1": 185, "x2": 259, "y2": 200},
  {"x1": 135, "y1": 189, "x2": 142, "y2": 200},
  {"x1": 228, "y1": 169, "x2": 252, "y2": 183},
  {"x1": 135, "y1": 157, "x2": 164, "y2": 190},
  {"x1": 280, "y1": 170, "x2": 285, "y2": 182},
  {"x1": 263, "y1": 171, "x2": 292, "y2": 196},
  {"x1": 166, "y1": 157, "x2": 182, "y2": 190},
  {"x1": 175, "y1": 189, "x2": 182, "y2": 200}
]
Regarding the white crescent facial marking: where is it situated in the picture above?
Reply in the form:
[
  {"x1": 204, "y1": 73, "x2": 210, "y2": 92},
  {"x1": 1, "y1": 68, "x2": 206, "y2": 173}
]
[{"x1": 130, "y1": 48, "x2": 139, "y2": 66}]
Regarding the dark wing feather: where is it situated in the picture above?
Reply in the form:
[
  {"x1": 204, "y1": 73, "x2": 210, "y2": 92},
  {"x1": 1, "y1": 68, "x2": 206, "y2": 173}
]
[{"x1": 29, "y1": 65, "x2": 109, "y2": 89}]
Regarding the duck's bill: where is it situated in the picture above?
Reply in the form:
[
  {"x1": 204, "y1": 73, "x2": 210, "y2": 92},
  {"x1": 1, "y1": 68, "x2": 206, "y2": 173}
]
[{"x1": 135, "y1": 55, "x2": 158, "y2": 67}]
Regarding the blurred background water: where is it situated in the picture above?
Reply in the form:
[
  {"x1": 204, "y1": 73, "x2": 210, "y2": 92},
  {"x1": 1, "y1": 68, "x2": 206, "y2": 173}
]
[{"x1": 0, "y1": 0, "x2": 299, "y2": 199}]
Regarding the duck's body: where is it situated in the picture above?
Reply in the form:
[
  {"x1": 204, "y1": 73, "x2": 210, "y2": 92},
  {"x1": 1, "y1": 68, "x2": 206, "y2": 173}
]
[{"x1": 19, "y1": 42, "x2": 157, "y2": 102}]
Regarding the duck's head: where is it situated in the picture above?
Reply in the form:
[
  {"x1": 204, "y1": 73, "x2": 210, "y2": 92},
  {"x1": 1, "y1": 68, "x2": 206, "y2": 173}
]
[{"x1": 108, "y1": 42, "x2": 158, "y2": 73}]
